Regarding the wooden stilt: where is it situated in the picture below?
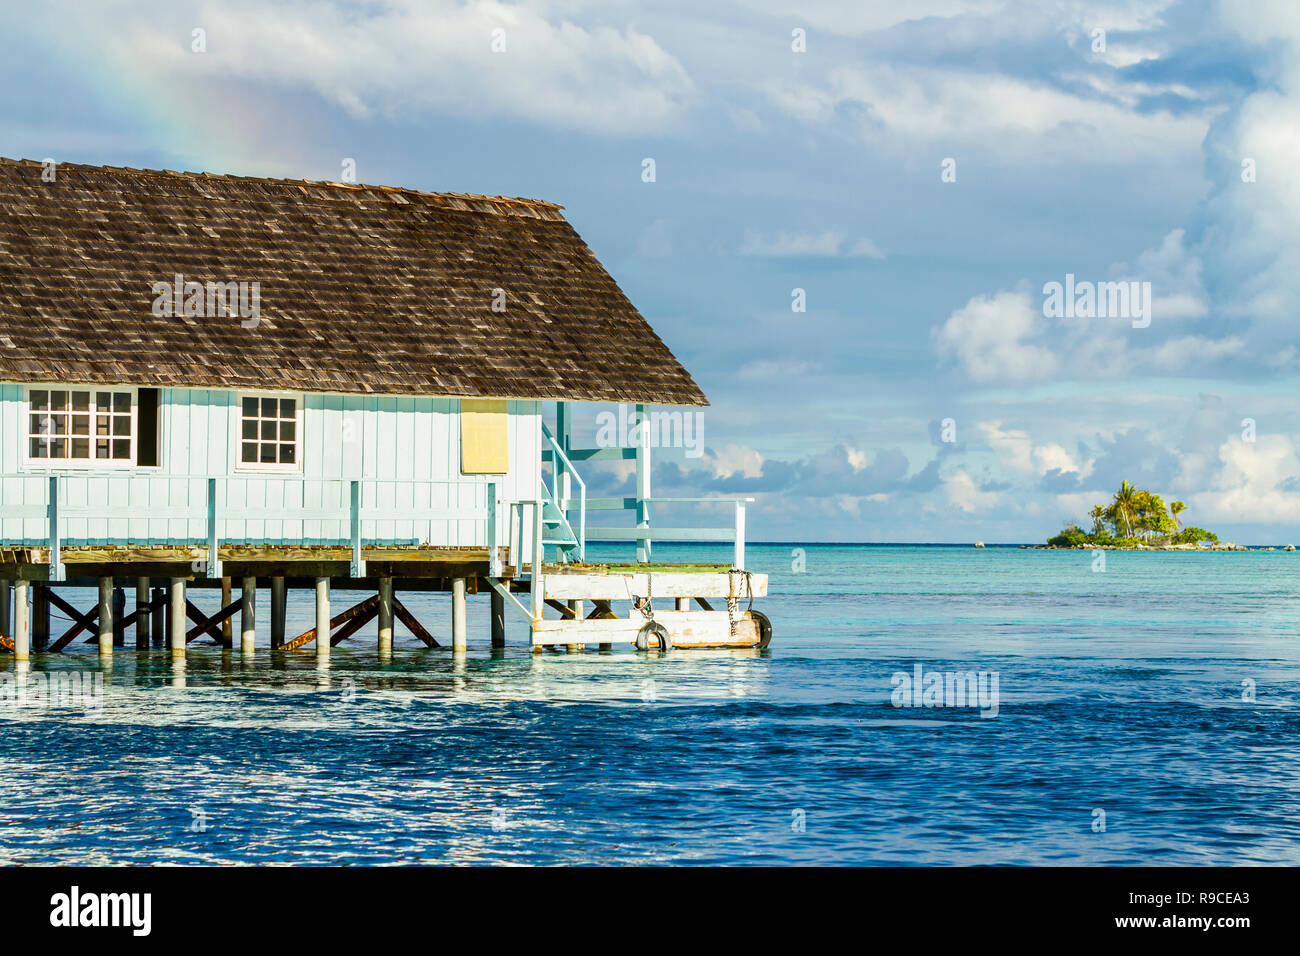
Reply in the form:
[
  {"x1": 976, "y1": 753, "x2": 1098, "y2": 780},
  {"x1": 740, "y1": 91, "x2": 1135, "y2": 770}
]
[
  {"x1": 567, "y1": 599, "x2": 583, "y2": 652},
  {"x1": 12, "y1": 579, "x2": 30, "y2": 661},
  {"x1": 270, "y1": 576, "x2": 286, "y2": 649},
  {"x1": 32, "y1": 584, "x2": 49, "y2": 650},
  {"x1": 378, "y1": 577, "x2": 393, "y2": 657},
  {"x1": 152, "y1": 587, "x2": 166, "y2": 645},
  {"x1": 169, "y1": 578, "x2": 186, "y2": 659},
  {"x1": 136, "y1": 577, "x2": 151, "y2": 649},
  {"x1": 240, "y1": 576, "x2": 256, "y2": 654},
  {"x1": 112, "y1": 586, "x2": 126, "y2": 646},
  {"x1": 0, "y1": 580, "x2": 10, "y2": 643},
  {"x1": 97, "y1": 577, "x2": 114, "y2": 657},
  {"x1": 490, "y1": 588, "x2": 505, "y2": 649},
  {"x1": 452, "y1": 577, "x2": 467, "y2": 651},
  {"x1": 315, "y1": 577, "x2": 330, "y2": 663},
  {"x1": 221, "y1": 576, "x2": 233, "y2": 646}
]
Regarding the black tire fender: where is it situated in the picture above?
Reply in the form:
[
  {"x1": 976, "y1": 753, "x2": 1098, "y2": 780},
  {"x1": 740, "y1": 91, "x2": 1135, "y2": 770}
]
[
  {"x1": 635, "y1": 621, "x2": 671, "y2": 651},
  {"x1": 744, "y1": 610, "x2": 773, "y2": 649}
]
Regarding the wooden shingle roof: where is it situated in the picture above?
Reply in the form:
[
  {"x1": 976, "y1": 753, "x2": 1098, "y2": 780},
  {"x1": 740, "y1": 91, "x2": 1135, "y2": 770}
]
[{"x1": 0, "y1": 157, "x2": 706, "y2": 405}]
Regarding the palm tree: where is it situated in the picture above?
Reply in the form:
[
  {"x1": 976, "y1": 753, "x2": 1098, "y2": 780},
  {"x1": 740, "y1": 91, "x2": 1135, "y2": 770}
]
[
  {"x1": 1113, "y1": 481, "x2": 1138, "y2": 538},
  {"x1": 1089, "y1": 504, "x2": 1106, "y2": 535},
  {"x1": 1170, "y1": 500, "x2": 1186, "y2": 530}
]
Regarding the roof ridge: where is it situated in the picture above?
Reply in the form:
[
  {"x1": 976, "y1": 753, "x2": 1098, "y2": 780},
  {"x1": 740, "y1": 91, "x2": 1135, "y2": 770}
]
[{"x1": 0, "y1": 156, "x2": 564, "y2": 214}]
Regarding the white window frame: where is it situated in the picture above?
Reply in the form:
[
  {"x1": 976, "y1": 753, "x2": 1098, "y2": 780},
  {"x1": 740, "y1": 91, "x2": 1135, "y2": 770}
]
[
  {"x1": 234, "y1": 391, "x2": 304, "y2": 473},
  {"x1": 21, "y1": 385, "x2": 139, "y2": 470}
]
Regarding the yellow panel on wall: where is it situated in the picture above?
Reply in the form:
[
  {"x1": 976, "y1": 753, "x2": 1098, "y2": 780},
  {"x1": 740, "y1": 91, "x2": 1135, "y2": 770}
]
[{"x1": 460, "y1": 399, "x2": 509, "y2": 474}]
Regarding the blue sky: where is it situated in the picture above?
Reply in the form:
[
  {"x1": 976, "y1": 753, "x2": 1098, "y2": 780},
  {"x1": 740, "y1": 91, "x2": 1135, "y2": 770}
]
[{"x1": 3, "y1": 0, "x2": 1299, "y2": 543}]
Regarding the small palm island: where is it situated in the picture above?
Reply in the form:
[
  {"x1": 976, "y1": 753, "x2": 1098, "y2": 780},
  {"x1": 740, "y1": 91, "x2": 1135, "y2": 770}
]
[{"x1": 1041, "y1": 481, "x2": 1279, "y2": 550}]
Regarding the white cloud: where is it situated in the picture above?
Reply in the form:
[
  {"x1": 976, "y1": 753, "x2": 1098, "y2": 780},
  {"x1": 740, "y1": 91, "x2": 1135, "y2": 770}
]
[
  {"x1": 106, "y1": 0, "x2": 694, "y2": 136},
  {"x1": 933, "y1": 289, "x2": 1058, "y2": 384},
  {"x1": 737, "y1": 230, "x2": 883, "y2": 258}
]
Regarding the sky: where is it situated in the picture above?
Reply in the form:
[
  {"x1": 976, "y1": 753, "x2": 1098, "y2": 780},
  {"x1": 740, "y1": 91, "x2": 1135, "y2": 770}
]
[{"x1": 2, "y1": 0, "x2": 1299, "y2": 543}]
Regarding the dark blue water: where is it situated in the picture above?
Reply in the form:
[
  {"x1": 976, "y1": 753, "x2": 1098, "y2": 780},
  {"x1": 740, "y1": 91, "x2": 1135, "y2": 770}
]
[{"x1": 3, "y1": 543, "x2": 1299, "y2": 864}]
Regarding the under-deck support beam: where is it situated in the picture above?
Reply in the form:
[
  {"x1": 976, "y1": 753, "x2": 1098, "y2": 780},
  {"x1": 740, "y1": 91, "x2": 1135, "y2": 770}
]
[
  {"x1": 168, "y1": 578, "x2": 186, "y2": 659},
  {"x1": 240, "y1": 576, "x2": 256, "y2": 654},
  {"x1": 136, "y1": 577, "x2": 151, "y2": 648},
  {"x1": 452, "y1": 577, "x2": 467, "y2": 651},
  {"x1": 32, "y1": 584, "x2": 49, "y2": 650},
  {"x1": 12, "y1": 579, "x2": 29, "y2": 661},
  {"x1": 315, "y1": 577, "x2": 330, "y2": 665},
  {"x1": 0, "y1": 581, "x2": 10, "y2": 643},
  {"x1": 97, "y1": 577, "x2": 113, "y2": 657},
  {"x1": 378, "y1": 577, "x2": 393, "y2": 658},
  {"x1": 270, "y1": 576, "x2": 286, "y2": 649},
  {"x1": 490, "y1": 588, "x2": 505, "y2": 649}
]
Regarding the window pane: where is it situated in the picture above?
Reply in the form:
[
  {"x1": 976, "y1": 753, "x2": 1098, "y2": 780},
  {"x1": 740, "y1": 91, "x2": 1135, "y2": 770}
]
[
  {"x1": 112, "y1": 439, "x2": 130, "y2": 459},
  {"x1": 96, "y1": 392, "x2": 110, "y2": 409},
  {"x1": 112, "y1": 416, "x2": 130, "y2": 436},
  {"x1": 243, "y1": 397, "x2": 258, "y2": 417},
  {"x1": 280, "y1": 420, "x2": 295, "y2": 441},
  {"x1": 280, "y1": 399, "x2": 296, "y2": 419},
  {"x1": 241, "y1": 442, "x2": 258, "y2": 463},
  {"x1": 50, "y1": 391, "x2": 67, "y2": 411},
  {"x1": 261, "y1": 421, "x2": 277, "y2": 440},
  {"x1": 30, "y1": 413, "x2": 44, "y2": 434},
  {"x1": 51, "y1": 414, "x2": 67, "y2": 435},
  {"x1": 279, "y1": 444, "x2": 295, "y2": 464},
  {"x1": 30, "y1": 437, "x2": 45, "y2": 458},
  {"x1": 96, "y1": 415, "x2": 109, "y2": 436},
  {"x1": 71, "y1": 414, "x2": 89, "y2": 435},
  {"x1": 259, "y1": 444, "x2": 277, "y2": 463},
  {"x1": 50, "y1": 438, "x2": 65, "y2": 457},
  {"x1": 30, "y1": 390, "x2": 48, "y2": 410},
  {"x1": 71, "y1": 438, "x2": 89, "y2": 459},
  {"x1": 242, "y1": 420, "x2": 258, "y2": 439},
  {"x1": 96, "y1": 438, "x2": 110, "y2": 459},
  {"x1": 71, "y1": 391, "x2": 90, "y2": 412},
  {"x1": 113, "y1": 392, "x2": 130, "y2": 413},
  {"x1": 261, "y1": 398, "x2": 277, "y2": 417}
]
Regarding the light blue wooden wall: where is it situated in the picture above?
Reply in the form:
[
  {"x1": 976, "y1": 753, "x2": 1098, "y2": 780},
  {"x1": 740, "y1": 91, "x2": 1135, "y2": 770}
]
[{"x1": 0, "y1": 386, "x2": 541, "y2": 548}]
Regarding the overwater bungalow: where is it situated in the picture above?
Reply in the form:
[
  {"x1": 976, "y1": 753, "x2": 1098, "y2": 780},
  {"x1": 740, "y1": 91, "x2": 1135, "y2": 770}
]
[{"x1": 0, "y1": 158, "x2": 769, "y2": 660}]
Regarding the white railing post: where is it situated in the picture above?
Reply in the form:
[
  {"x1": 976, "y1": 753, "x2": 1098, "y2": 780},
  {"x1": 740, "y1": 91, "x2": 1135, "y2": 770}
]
[
  {"x1": 47, "y1": 475, "x2": 63, "y2": 582},
  {"x1": 487, "y1": 481, "x2": 500, "y2": 577},
  {"x1": 635, "y1": 403, "x2": 651, "y2": 563},
  {"x1": 734, "y1": 500, "x2": 746, "y2": 570},
  {"x1": 578, "y1": 481, "x2": 586, "y2": 562},
  {"x1": 350, "y1": 479, "x2": 365, "y2": 578},
  {"x1": 207, "y1": 477, "x2": 221, "y2": 578},
  {"x1": 531, "y1": 500, "x2": 544, "y2": 621}
]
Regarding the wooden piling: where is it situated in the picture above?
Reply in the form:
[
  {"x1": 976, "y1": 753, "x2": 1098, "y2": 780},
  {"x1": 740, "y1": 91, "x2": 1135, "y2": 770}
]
[
  {"x1": 378, "y1": 576, "x2": 393, "y2": 658},
  {"x1": 168, "y1": 578, "x2": 186, "y2": 659},
  {"x1": 12, "y1": 579, "x2": 29, "y2": 661},
  {"x1": 490, "y1": 588, "x2": 505, "y2": 649},
  {"x1": 315, "y1": 577, "x2": 330, "y2": 663},
  {"x1": 270, "y1": 576, "x2": 286, "y2": 649},
  {"x1": 0, "y1": 580, "x2": 9, "y2": 642},
  {"x1": 136, "y1": 577, "x2": 151, "y2": 648},
  {"x1": 97, "y1": 577, "x2": 114, "y2": 657},
  {"x1": 112, "y1": 586, "x2": 126, "y2": 646},
  {"x1": 240, "y1": 576, "x2": 256, "y2": 654},
  {"x1": 452, "y1": 577, "x2": 467, "y2": 651},
  {"x1": 32, "y1": 584, "x2": 49, "y2": 650},
  {"x1": 151, "y1": 587, "x2": 166, "y2": 646},
  {"x1": 221, "y1": 576, "x2": 233, "y2": 646}
]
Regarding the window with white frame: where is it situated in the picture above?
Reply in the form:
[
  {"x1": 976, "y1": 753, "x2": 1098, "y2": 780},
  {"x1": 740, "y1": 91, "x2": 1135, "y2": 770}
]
[
  {"x1": 28, "y1": 388, "x2": 134, "y2": 463},
  {"x1": 240, "y1": 395, "x2": 299, "y2": 468}
]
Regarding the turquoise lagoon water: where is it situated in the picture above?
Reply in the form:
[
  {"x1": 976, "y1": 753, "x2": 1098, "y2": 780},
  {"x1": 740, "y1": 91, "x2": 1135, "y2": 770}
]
[{"x1": 2, "y1": 543, "x2": 1299, "y2": 865}]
